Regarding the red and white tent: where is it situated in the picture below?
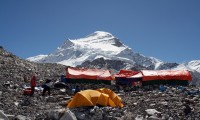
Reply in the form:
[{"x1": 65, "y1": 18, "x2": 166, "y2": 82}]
[
  {"x1": 141, "y1": 70, "x2": 192, "y2": 81},
  {"x1": 66, "y1": 67, "x2": 113, "y2": 81}
]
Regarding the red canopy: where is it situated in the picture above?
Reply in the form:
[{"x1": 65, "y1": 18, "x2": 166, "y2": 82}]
[
  {"x1": 66, "y1": 67, "x2": 113, "y2": 80},
  {"x1": 114, "y1": 69, "x2": 140, "y2": 78},
  {"x1": 141, "y1": 70, "x2": 192, "y2": 81}
]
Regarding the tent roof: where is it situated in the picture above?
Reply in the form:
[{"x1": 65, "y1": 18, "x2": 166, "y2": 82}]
[
  {"x1": 128, "y1": 72, "x2": 143, "y2": 79},
  {"x1": 66, "y1": 67, "x2": 113, "y2": 80},
  {"x1": 114, "y1": 69, "x2": 140, "y2": 78},
  {"x1": 141, "y1": 70, "x2": 192, "y2": 81}
]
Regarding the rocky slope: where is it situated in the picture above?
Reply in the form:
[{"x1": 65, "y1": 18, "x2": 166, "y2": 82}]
[{"x1": 0, "y1": 46, "x2": 66, "y2": 86}]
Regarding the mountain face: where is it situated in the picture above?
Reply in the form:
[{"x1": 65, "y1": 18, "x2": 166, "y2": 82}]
[
  {"x1": 27, "y1": 31, "x2": 166, "y2": 69},
  {"x1": 27, "y1": 31, "x2": 200, "y2": 85},
  {"x1": 28, "y1": 31, "x2": 134, "y2": 66}
]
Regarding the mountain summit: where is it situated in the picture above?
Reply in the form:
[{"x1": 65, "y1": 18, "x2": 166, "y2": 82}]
[{"x1": 27, "y1": 31, "x2": 162, "y2": 69}]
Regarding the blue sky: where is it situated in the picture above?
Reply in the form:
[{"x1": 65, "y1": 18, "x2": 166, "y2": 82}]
[{"x1": 0, "y1": 0, "x2": 200, "y2": 63}]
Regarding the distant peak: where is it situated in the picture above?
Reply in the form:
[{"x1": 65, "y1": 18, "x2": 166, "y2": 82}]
[
  {"x1": 190, "y1": 60, "x2": 200, "y2": 63},
  {"x1": 94, "y1": 31, "x2": 112, "y2": 35},
  {"x1": 63, "y1": 39, "x2": 73, "y2": 45},
  {"x1": 86, "y1": 31, "x2": 113, "y2": 38}
]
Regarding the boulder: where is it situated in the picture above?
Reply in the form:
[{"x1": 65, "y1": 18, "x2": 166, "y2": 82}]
[
  {"x1": 60, "y1": 109, "x2": 77, "y2": 120},
  {"x1": 0, "y1": 110, "x2": 9, "y2": 120}
]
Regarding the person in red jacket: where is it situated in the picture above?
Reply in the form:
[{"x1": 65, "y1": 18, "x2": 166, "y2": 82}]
[{"x1": 30, "y1": 72, "x2": 37, "y2": 96}]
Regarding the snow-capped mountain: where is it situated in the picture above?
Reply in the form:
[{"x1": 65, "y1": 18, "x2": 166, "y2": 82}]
[
  {"x1": 27, "y1": 31, "x2": 164, "y2": 69},
  {"x1": 172, "y1": 60, "x2": 200, "y2": 72},
  {"x1": 27, "y1": 55, "x2": 48, "y2": 62},
  {"x1": 172, "y1": 60, "x2": 200, "y2": 85}
]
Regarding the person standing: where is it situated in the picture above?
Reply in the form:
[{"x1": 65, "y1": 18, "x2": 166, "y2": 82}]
[
  {"x1": 30, "y1": 72, "x2": 37, "y2": 96},
  {"x1": 42, "y1": 79, "x2": 53, "y2": 96}
]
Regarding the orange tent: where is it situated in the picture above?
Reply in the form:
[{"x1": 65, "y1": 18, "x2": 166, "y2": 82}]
[
  {"x1": 67, "y1": 88, "x2": 123, "y2": 108},
  {"x1": 97, "y1": 88, "x2": 124, "y2": 108}
]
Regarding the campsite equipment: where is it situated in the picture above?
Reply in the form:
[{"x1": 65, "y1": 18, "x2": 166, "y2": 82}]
[
  {"x1": 54, "y1": 81, "x2": 66, "y2": 88},
  {"x1": 187, "y1": 89, "x2": 200, "y2": 95},
  {"x1": 159, "y1": 85, "x2": 167, "y2": 92},
  {"x1": 67, "y1": 88, "x2": 123, "y2": 108},
  {"x1": 177, "y1": 86, "x2": 186, "y2": 91},
  {"x1": 23, "y1": 88, "x2": 32, "y2": 95}
]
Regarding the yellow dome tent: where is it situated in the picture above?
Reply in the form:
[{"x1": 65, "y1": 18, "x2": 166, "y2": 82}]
[
  {"x1": 67, "y1": 88, "x2": 123, "y2": 108},
  {"x1": 97, "y1": 88, "x2": 124, "y2": 108}
]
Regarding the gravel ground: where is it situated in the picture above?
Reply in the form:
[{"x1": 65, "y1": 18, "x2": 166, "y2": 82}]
[{"x1": 0, "y1": 83, "x2": 200, "y2": 120}]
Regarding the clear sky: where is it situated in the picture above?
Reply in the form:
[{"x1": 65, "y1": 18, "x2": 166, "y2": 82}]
[{"x1": 0, "y1": 0, "x2": 200, "y2": 63}]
